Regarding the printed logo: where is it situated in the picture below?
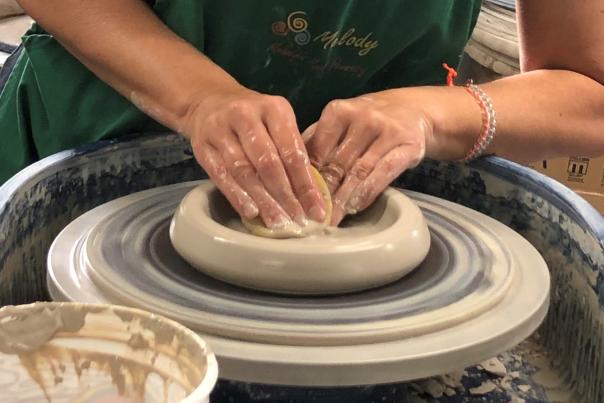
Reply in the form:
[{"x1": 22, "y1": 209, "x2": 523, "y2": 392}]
[
  {"x1": 568, "y1": 157, "x2": 589, "y2": 177},
  {"x1": 567, "y1": 156, "x2": 590, "y2": 183},
  {"x1": 272, "y1": 11, "x2": 311, "y2": 45},
  {"x1": 272, "y1": 11, "x2": 378, "y2": 56}
]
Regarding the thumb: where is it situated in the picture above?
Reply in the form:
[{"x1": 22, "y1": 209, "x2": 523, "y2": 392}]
[{"x1": 301, "y1": 122, "x2": 318, "y2": 144}]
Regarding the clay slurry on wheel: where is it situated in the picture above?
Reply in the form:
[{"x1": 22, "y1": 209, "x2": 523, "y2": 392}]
[{"x1": 241, "y1": 166, "x2": 333, "y2": 238}]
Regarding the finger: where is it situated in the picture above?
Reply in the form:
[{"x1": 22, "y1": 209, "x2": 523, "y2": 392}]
[
  {"x1": 230, "y1": 113, "x2": 306, "y2": 225},
  {"x1": 330, "y1": 134, "x2": 399, "y2": 225},
  {"x1": 347, "y1": 146, "x2": 415, "y2": 213},
  {"x1": 193, "y1": 143, "x2": 259, "y2": 219},
  {"x1": 321, "y1": 120, "x2": 380, "y2": 195},
  {"x1": 305, "y1": 101, "x2": 349, "y2": 168},
  {"x1": 210, "y1": 130, "x2": 293, "y2": 229},
  {"x1": 330, "y1": 200, "x2": 347, "y2": 228},
  {"x1": 264, "y1": 102, "x2": 325, "y2": 222},
  {"x1": 301, "y1": 122, "x2": 318, "y2": 144}
]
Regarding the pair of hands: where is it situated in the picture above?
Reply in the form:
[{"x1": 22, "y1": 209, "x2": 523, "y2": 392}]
[{"x1": 185, "y1": 85, "x2": 430, "y2": 228}]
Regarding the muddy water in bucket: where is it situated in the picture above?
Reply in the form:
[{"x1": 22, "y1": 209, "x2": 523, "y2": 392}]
[{"x1": 0, "y1": 302, "x2": 218, "y2": 403}]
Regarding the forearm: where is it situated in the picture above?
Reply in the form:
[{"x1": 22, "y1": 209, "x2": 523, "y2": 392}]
[
  {"x1": 420, "y1": 0, "x2": 604, "y2": 164},
  {"x1": 409, "y1": 70, "x2": 604, "y2": 164},
  {"x1": 17, "y1": 0, "x2": 239, "y2": 135}
]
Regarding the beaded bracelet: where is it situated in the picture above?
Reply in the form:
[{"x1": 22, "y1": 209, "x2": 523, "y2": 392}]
[
  {"x1": 462, "y1": 80, "x2": 497, "y2": 162},
  {"x1": 442, "y1": 64, "x2": 497, "y2": 162}
]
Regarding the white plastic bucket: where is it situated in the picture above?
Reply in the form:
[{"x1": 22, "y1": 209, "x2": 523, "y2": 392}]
[{"x1": 0, "y1": 302, "x2": 218, "y2": 403}]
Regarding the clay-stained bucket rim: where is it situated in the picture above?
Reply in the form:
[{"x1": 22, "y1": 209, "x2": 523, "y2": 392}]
[{"x1": 0, "y1": 301, "x2": 219, "y2": 402}]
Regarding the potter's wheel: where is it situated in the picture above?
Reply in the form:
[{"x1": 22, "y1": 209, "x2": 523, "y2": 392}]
[{"x1": 47, "y1": 181, "x2": 550, "y2": 386}]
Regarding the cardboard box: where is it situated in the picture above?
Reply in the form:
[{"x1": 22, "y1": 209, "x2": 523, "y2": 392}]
[
  {"x1": 530, "y1": 155, "x2": 604, "y2": 215},
  {"x1": 575, "y1": 191, "x2": 604, "y2": 216}
]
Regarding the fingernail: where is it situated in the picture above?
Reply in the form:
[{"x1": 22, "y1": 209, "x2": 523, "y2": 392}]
[
  {"x1": 331, "y1": 209, "x2": 344, "y2": 227},
  {"x1": 272, "y1": 215, "x2": 294, "y2": 229},
  {"x1": 294, "y1": 214, "x2": 308, "y2": 227},
  {"x1": 243, "y1": 202, "x2": 259, "y2": 218},
  {"x1": 347, "y1": 194, "x2": 362, "y2": 212},
  {"x1": 309, "y1": 205, "x2": 325, "y2": 222}
]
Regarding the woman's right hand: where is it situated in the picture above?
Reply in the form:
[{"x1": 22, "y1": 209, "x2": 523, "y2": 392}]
[{"x1": 183, "y1": 86, "x2": 326, "y2": 229}]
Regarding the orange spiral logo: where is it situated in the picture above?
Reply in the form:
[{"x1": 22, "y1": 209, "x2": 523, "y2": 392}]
[{"x1": 287, "y1": 11, "x2": 308, "y2": 33}]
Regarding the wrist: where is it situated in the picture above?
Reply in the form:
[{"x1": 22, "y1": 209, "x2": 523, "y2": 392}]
[
  {"x1": 177, "y1": 78, "x2": 250, "y2": 139},
  {"x1": 127, "y1": 43, "x2": 245, "y2": 138},
  {"x1": 399, "y1": 86, "x2": 483, "y2": 161}
]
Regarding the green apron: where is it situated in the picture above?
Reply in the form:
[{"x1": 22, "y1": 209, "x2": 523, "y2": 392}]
[{"x1": 0, "y1": 0, "x2": 480, "y2": 184}]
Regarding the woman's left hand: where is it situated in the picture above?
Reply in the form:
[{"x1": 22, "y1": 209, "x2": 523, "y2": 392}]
[{"x1": 304, "y1": 90, "x2": 433, "y2": 226}]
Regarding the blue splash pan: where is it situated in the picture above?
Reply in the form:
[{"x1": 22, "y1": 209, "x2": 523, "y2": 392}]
[{"x1": 0, "y1": 134, "x2": 601, "y2": 402}]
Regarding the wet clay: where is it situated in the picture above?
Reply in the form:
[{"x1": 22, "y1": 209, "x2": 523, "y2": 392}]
[
  {"x1": 170, "y1": 181, "x2": 431, "y2": 294},
  {"x1": 0, "y1": 304, "x2": 86, "y2": 354},
  {"x1": 0, "y1": 303, "x2": 210, "y2": 403},
  {"x1": 226, "y1": 203, "x2": 401, "y2": 241}
]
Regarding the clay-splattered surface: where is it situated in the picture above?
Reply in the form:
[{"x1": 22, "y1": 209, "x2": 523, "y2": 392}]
[{"x1": 210, "y1": 338, "x2": 575, "y2": 403}]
